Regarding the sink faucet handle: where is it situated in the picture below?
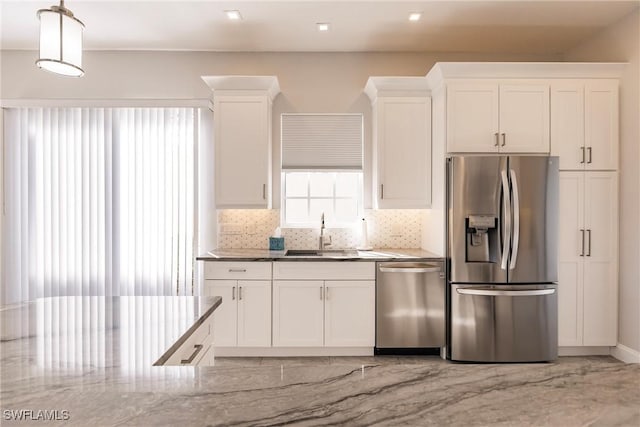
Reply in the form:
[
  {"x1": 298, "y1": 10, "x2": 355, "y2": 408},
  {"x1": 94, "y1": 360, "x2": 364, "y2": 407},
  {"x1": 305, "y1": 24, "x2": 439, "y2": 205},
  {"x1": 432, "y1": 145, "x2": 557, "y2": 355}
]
[{"x1": 323, "y1": 235, "x2": 332, "y2": 247}]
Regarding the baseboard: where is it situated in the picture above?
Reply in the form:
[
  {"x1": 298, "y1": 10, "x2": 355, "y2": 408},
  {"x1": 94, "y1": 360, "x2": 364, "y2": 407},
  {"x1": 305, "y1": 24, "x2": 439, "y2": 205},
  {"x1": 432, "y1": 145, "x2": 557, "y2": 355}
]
[
  {"x1": 558, "y1": 346, "x2": 611, "y2": 356},
  {"x1": 214, "y1": 347, "x2": 374, "y2": 357},
  {"x1": 611, "y1": 344, "x2": 640, "y2": 363}
]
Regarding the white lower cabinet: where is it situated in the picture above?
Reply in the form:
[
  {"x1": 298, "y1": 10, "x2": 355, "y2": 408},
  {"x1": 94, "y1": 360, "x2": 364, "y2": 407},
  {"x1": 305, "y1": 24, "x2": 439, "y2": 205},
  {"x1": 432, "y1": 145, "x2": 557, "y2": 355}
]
[
  {"x1": 203, "y1": 279, "x2": 271, "y2": 347},
  {"x1": 203, "y1": 261, "x2": 272, "y2": 347},
  {"x1": 272, "y1": 280, "x2": 324, "y2": 347},
  {"x1": 558, "y1": 171, "x2": 618, "y2": 347},
  {"x1": 324, "y1": 281, "x2": 375, "y2": 347},
  {"x1": 272, "y1": 280, "x2": 375, "y2": 347},
  {"x1": 163, "y1": 318, "x2": 214, "y2": 366}
]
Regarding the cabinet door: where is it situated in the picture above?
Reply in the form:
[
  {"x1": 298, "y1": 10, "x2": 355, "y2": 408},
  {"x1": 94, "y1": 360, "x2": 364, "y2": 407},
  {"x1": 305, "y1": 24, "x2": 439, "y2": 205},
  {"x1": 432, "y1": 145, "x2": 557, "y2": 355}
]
[
  {"x1": 585, "y1": 81, "x2": 618, "y2": 170},
  {"x1": 583, "y1": 172, "x2": 618, "y2": 346},
  {"x1": 215, "y1": 96, "x2": 270, "y2": 207},
  {"x1": 237, "y1": 281, "x2": 272, "y2": 347},
  {"x1": 203, "y1": 280, "x2": 238, "y2": 346},
  {"x1": 376, "y1": 97, "x2": 431, "y2": 208},
  {"x1": 499, "y1": 84, "x2": 550, "y2": 153},
  {"x1": 557, "y1": 172, "x2": 584, "y2": 346},
  {"x1": 272, "y1": 281, "x2": 324, "y2": 347},
  {"x1": 551, "y1": 83, "x2": 585, "y2": 170},
  {"x1": 446, "y1": 82, "x2": 499, "y2": 153},
  {"x1": 324, "y1": 281, "x2": 375, "y2": 347}
]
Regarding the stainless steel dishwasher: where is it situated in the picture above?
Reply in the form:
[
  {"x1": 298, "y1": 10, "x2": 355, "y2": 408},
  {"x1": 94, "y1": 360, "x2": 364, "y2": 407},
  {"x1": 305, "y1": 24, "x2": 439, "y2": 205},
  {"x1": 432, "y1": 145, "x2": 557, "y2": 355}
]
[{"x1": 375, "y1": 261, "x2": 445, "y2": 352}]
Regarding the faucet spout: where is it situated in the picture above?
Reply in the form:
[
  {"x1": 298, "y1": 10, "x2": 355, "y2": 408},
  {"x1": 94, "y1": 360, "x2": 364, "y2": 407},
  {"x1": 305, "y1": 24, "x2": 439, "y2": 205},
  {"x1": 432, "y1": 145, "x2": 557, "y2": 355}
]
[{"x1": 319, "y1": 212, "x2": 331, "y2": 250}]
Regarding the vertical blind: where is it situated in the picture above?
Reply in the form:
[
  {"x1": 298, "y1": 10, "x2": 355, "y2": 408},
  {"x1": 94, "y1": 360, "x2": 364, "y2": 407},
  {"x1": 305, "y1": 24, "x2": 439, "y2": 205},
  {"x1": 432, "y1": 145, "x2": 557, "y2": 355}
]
[{"x1": 2, "y1": 107, "x2": 196, "y2": 302}]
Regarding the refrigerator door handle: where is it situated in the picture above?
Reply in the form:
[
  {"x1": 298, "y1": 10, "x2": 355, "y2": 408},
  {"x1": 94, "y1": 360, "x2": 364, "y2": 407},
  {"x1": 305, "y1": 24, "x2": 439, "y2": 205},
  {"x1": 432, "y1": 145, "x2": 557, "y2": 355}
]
[
  {"x1": 500, "y1": 170, "x2": 511, "y2": 270},
  {"x1": 456, "y1": 288, "x2": 556, "y2": 297},
  {"x1": 509, "y1": 169, "x2": 520, "y2": 270}
]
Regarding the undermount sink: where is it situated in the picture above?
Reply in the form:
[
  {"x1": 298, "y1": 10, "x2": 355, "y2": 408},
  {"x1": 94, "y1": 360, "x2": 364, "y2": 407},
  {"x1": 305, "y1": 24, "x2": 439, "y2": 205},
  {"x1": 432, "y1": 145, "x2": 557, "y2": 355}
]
[{"x1": 284, "y1": 249, "x2": 359, "y2": 258}]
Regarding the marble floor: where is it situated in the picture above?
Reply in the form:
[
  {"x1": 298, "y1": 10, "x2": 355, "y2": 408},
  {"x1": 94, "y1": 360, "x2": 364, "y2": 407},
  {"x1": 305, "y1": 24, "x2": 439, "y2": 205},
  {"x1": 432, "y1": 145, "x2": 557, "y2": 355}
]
[{"x1": 1, "y1": 345, "x2": 639, "y2": 427}]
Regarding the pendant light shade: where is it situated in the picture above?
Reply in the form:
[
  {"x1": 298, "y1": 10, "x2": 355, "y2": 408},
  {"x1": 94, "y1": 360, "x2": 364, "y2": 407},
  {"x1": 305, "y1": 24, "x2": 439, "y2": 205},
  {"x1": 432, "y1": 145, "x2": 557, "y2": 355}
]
[{"x1": 36, "y1": 1, "x2": 84, "y2": 77}]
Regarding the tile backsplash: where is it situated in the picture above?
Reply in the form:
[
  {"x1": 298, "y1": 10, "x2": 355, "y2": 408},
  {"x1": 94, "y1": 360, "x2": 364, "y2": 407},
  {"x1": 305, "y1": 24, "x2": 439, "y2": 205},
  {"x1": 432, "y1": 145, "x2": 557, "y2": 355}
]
[{"x1": 217, "y1": 209, "x2": 424, "y2": 249}]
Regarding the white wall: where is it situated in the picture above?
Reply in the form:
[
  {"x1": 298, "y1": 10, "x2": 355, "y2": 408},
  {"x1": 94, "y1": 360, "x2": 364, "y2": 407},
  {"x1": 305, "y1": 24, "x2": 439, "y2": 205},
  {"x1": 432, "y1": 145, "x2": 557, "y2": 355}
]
[
  {"x1": 1, "y1": 50, "x2": 560, "y2": 212},
  {"x1": 564, "y1": 9, "x2": 640, "y2": 354}
]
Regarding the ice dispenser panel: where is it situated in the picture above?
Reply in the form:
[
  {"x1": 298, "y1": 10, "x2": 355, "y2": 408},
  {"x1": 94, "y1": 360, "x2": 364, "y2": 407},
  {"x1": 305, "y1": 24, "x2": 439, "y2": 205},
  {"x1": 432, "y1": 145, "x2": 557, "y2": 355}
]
[{"x1": 466, "y1": 215, "x2": 497, "y2": 263}]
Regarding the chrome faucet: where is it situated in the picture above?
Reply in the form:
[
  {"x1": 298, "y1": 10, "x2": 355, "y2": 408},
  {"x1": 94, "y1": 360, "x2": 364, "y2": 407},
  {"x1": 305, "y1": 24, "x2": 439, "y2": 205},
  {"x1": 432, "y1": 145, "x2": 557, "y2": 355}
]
[{"x1": 319, "y1": 213, "x2": 332, "y2": 250}]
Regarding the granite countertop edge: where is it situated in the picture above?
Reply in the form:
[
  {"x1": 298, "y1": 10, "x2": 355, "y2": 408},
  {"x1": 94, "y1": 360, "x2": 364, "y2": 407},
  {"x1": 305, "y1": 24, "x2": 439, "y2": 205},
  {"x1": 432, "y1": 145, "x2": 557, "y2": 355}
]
[
  {"x1": 153, "y1": 296, "x2": 222, "y2": 366},
  {"x1": 196, "y1": 248, "x2": 444, "y2": 262}
]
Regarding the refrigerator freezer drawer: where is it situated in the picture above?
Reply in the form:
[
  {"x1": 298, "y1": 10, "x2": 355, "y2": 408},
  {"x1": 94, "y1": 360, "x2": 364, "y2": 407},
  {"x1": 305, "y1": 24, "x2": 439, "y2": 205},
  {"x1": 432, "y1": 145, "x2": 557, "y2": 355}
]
[{"x1": 450, "y1": 284, "x2": 558, "y2": 362}]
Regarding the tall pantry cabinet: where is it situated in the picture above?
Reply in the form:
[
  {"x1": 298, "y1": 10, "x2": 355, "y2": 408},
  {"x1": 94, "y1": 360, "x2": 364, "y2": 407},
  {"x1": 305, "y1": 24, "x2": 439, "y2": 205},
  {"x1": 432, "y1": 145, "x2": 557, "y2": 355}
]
[{"x1": 552, "y1": 79, "x2": 620, "y2": 347}]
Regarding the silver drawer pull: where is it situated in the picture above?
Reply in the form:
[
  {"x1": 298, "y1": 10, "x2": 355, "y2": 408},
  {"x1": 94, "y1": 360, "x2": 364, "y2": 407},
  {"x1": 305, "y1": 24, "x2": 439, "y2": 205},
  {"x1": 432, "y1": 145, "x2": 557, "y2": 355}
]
[
  {"x1": 181, "y1": 344, "x2": 204, "y2": 364},
  {"x1": 228, "y1": 268, "x2": 247, "y2": 273},
  {"x1": 456, "y1": 288, "x2": 555, "y2": 297},
  {"x1": 379, "y1": 266, "x2": 441, "y2": 273}
]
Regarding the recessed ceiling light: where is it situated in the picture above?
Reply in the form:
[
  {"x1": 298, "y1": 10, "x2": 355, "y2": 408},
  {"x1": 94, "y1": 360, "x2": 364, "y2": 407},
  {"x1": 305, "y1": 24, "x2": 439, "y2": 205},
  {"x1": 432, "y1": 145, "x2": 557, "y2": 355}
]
[
  {"x1": 225, "y1": 10, "x2": 242, "y2": 21},
  {"x1": 408, "y1": 12, "x2": 422, "y2": 22},
  {"x1": 317, "y1": 23, "x2": 330, "y2": 32}
]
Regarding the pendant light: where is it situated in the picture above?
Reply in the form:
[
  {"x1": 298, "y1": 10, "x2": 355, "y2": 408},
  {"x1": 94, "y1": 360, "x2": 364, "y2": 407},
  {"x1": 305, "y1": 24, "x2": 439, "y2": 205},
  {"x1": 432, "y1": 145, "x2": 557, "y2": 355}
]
[{"x1": 36, "y1": 0, "x2": 85, "y2": 77}]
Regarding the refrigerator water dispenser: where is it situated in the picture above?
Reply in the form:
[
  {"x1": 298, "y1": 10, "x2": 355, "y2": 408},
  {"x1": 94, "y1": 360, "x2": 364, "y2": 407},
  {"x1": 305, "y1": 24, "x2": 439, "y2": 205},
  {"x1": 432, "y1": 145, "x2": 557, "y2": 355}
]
[{"x1": 465, "y1": 215, "x2": 497, "y2": 262}]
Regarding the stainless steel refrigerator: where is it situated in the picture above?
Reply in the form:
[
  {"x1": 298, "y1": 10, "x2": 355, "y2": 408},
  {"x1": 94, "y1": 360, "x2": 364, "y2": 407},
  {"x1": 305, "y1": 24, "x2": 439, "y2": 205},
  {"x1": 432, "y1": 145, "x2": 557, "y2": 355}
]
[{"x1": 447, "y1": 156, "x2": 559, "y2": 362}]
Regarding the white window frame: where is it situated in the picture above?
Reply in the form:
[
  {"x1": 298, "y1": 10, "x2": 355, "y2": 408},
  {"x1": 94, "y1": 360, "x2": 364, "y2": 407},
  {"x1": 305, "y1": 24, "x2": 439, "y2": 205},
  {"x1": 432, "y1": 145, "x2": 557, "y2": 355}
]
[{"x1": 281, "y1": 170, "x2": 363, "y2": 228}]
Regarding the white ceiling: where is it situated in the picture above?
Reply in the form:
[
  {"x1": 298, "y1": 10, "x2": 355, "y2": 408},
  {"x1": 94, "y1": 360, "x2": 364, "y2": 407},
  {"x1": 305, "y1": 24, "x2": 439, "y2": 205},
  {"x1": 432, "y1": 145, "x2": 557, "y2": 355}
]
[{"x1": 1, "y1": 1, "x2": 638, "y2": 54}]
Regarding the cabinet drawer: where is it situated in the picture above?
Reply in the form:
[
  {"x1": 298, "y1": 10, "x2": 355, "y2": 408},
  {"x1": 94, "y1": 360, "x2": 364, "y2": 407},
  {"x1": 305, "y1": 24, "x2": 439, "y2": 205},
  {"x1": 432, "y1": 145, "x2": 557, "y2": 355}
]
[
  {"x1": 204, "y1": 261, "x2": 272, "y2": 280},
  {"x1": 273, "y1": 262, "x2": 375, "y2": 280},
  {"x1": 165, "y1": 319, "x2": 213, "y2": 366}
]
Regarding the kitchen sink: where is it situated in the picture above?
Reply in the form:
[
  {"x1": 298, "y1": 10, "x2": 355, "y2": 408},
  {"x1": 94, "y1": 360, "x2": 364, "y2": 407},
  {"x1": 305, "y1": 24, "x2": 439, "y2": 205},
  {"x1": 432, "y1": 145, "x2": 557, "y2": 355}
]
[{"x1": 284, "y1": 249, "x2": 359, "y2": 258}]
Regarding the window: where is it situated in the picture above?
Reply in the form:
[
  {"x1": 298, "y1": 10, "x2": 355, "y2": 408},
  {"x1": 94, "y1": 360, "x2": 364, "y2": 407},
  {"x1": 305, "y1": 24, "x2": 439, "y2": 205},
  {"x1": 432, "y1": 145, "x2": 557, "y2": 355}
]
[
  {"x1": 2, "y1": 107, "x2": 197, "y2": 302},
  {"x1": 281, "y1": 113, "x2": 364, "y2": 227},
  {"x1": 283, "y1": 171, "x2": 362, "y2": 226}
]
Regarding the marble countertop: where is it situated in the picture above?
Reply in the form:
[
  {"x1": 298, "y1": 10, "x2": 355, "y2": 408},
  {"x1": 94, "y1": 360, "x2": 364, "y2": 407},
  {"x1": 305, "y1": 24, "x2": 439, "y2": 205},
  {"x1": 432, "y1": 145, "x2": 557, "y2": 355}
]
[
  {"x1": 0, "y1": 295, "x2": 221, "y2": 371},
  {"x1": 196, "y1": 248, "x2": 443, "y2": 261}
]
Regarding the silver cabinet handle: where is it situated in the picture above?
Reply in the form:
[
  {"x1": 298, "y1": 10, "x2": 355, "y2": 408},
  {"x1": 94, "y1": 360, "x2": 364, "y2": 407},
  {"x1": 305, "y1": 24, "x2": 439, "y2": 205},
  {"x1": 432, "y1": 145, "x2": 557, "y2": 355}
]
[
  {"x1": 181, "y1": 344, "x2": 204, "y2": 364},
  {"x1": 500, "y1": 170, "x2": 511, "y2": 270},
  {"x1": 501, "y1": 133, "x2": 506, "y2": 147},
  {"x1": 262, "y1": 183, "x2": 266, "y2": 200},
  {"x1": 456, "y1": 288, "x2": 556, "y2": 297},
  {"x1": 232, "y1": 286, "x2": 236, "y2": 300},
  {"x1": 325, "y1": 287, "x2": 329, "y2": 300},
  {"x1": 587, "y1": 147, "x2": 592, "y2": 164},
  {"x1": 380, "y1": 184, "x2": 384, "y2": 200},
  {"x1": 509, "y1": 169, "x2": 520, "y2": 270},
  {"x1": 494, "y1": 132, "x2": 499, "y2": 147},
  {"x1": 320, "y1": 286, "x2": 323, "y2": 300},
  {"x1": 238, "y1": 286, "x2": 243, "y2": 300},
  {"x1": 580, "y1": 147, "x2": 585, "y2": 164},
  {"x1": 587, "y1": 229, "x2": 592, "y2": 257},
  {"x1": 228, "y1": 268, "x2": 247, "y2": 273},
  {"x1": 379, "y1": 266, "x2": 441, "y2": 273},
  {"x1": 580, "y1": 229, "x2": 585, "y2": 257}
]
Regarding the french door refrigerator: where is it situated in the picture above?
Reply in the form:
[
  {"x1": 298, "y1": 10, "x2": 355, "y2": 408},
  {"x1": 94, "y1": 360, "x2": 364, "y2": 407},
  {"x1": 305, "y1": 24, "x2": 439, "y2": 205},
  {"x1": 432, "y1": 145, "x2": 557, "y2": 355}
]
[{"x1": 447, "y1": 156, "x2": 559, "y2": 362}]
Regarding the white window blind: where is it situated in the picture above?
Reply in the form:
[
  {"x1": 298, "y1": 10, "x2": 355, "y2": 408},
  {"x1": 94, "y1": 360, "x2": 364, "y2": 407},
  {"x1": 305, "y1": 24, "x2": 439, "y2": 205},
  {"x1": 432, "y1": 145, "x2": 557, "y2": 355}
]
[
  {"x1": 2, "y1": 107, "x2": 196, "y2": 302},
  {"x1": 281, "y1": 114, "x2": 363, "y2": 170}
]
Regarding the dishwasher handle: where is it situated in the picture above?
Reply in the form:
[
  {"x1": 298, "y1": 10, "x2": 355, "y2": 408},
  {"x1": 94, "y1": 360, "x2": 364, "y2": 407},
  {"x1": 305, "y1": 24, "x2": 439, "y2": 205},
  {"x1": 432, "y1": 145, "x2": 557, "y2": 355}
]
[{"x1": 378, "y1": 264, "x2": 442, "y2": 274}]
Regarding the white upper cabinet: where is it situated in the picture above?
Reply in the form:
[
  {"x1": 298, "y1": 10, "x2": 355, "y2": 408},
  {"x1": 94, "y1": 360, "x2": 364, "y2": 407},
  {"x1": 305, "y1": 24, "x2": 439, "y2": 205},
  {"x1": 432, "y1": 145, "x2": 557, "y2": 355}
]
[
  {"x1": 585, "y1": 81, "x2": 619, "y2": 170},
  {"x1": 446, "y1": 82, "x2": 499, "y2": 153},
  {"x1": 365, "y1": 77, "x2": 432, "y2": 208},
  {"x1": 551, "y1": 80, "x2": 619, "y2": 171},
  {"x1": 499, "y1": 83, "x2": 550, "y2": 153},
  {"x1": 446, "y1": 80, "x2": 549, "y2": 153},
  {"x1": 202, "y1": 76, "x2": 280, "y2": 208}
]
